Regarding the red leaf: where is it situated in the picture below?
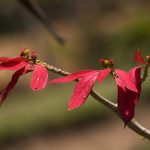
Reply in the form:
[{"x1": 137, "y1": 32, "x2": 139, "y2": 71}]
[
  {"x1": 115, "y1": 67, "x2": 141, "y2": 124},
  {"x1": 0, "y1": 61, "x2": 27, "y2": 70},
  {"x1": 115, "y1": 76, "x2": 138, "y2": 124},
  {"x1": 0, "y1": 57, "x2": 27, "y2": 62},
  {"x1": 127, "y1": 67, "x2": 141, "y2": 104},
  {"x1": 134, "y1": 50, "x2": 146, "y2": 64},
  {"x1": 115, "y1": 69, "x2": 138, "y2": 93},
  {"x1": 30, "y1": 64, "x2": 48, "y2": 90},
  {"x1": 128, "y1": 67, "x2": 141, "y2": 92},
  {"x1": 0, "y1": 66, "x2": 28, "y2": 104},
  {"x1": 97, "y1": 68, "x2": 111, "y2": 83},
  {"x1": 115, "y1": 74, "x2": 126, "y2": 91},
  {"x1": 68, "y1": 72, "x2": 98, "y2": 110},
  {"x1": 118, "y1": 88, "x2": 138, "y2": 124},
  {"x1": 49, "y1": 70, "x2": 97, "y2": 84}
]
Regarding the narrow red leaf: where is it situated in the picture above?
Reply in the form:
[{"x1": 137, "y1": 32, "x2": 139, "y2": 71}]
[
  {"x1": 0, "y1": 61, "x2": 27, "y2": 70},
  {"x1": 49, "y1": 70, "x2": 98, "y2": 84},
  {"x1": 0, "y1": 57, "x2": 27, "y2": 62},
  {"x1": 30, "y1": 64, "x2": 48, "y2": 90},
  {"x1": 0, "y1": 66, "x2": 28, "y2": 104},
  {"x1": 97, "y1": 68, "x2": 111, "y2": 83},
  {"x1": 68, "y1": 72, "x2": 98, "y2": 110},
  {"x1": 134, "y1": 50, "x2": 146, "y2": 64}
]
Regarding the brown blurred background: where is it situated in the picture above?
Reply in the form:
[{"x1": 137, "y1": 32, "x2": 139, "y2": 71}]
[{"x1": 0, "y1": 0, "x2": 150, "y2": 149}]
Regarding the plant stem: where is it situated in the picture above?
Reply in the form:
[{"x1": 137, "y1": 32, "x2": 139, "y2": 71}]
[{"x1": 142, "y1": 63, "x2": 150, "y2": 83}]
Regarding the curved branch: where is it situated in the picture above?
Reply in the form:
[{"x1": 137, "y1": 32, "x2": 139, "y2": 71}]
[{"x1": 45, "y1": 63, "x2": 150, "y2": 140}]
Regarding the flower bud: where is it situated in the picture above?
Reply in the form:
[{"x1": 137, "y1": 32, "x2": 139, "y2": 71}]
[
  {"x1": 20, "y1": 48, "x2": 30, "y2": 57},
  {"x1": 31, "y1": 51, "x2": 37, "y2": 61},
  {"x1": 99, "y1": 58, "x2": 114, "y2": 68},
  {"x1": 146, "y1": 55, "x2": 150, "y2": 62}
]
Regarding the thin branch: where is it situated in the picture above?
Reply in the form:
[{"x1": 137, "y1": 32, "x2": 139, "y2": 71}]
[
  {"x1": 18, "y1": 0, "x2": 65, "y2": 44},
  {"x1": 141, "y1": 63, "x2": 150, "y2": 83},
  {"x1": 44, "y1": 63, "x2": 150, "y2": 140}
]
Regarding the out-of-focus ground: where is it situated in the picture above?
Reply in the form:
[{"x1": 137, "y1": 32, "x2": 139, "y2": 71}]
[
  {"x1": 0, "y1": 0, "x2": 150, "y2": 149},
  {"x1": 1, "y1": 106, "x2": 150, "y2": 150}
]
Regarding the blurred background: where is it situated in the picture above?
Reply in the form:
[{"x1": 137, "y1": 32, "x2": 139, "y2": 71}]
[{"x1": 0, "y1": 0, "x2": 150, "y2": 149}]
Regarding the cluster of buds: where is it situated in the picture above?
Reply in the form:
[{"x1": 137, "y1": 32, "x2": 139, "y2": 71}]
[
  {"x1": 20, "y1": 48, "x2": 37, "y2": 63},
  {"x1": 99, "y1": 58, "x2": 114, "y2": 68},
  {"x1": 146, "y1": 55, "x2": 150, "y2": 63}
]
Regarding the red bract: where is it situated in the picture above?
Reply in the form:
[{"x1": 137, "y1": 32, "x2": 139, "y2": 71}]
[
  {"x1": 0, "y1": 49, "x2": 48, "y2": 104},
  {"x1": 115, "y1": 67, "x2": 141, "y2": 124},
  {"x1": 50, "y1": 59, "x2": 141, "y2": 124},
  {"x1": 134, "y1": 50, "x2": 146, "y2": 64},
  {"x1": 31, "y1": 64, "x2": 48, "y2": 90},
  {"x1": 50, "y1": 69, "x2": 111, "y2": 110}
]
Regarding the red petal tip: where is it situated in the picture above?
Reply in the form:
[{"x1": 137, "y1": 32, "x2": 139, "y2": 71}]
[{"x1": 134, "y1": 50, "x2": 146, "y2": 64}]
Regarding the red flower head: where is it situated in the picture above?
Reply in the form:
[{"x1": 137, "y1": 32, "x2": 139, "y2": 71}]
[
  {"x1": 0, "y1": 48, "x2": 48, "y2": 104},
  {"x1": 50, "y1": 58, "x2": 141, "y2": 124}
]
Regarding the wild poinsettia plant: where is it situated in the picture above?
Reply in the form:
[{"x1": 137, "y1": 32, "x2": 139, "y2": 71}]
[{"x1": 0, "y1": 48, "x2": 150, "y2": 139}]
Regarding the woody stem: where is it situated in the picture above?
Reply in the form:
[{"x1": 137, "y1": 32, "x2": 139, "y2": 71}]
[
  {"x1": 141, "y1": 63, "x2": 150, "y2": 83},
  {"x1": 43, "y1": 62, "x2": 150, "y2": 140}
]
